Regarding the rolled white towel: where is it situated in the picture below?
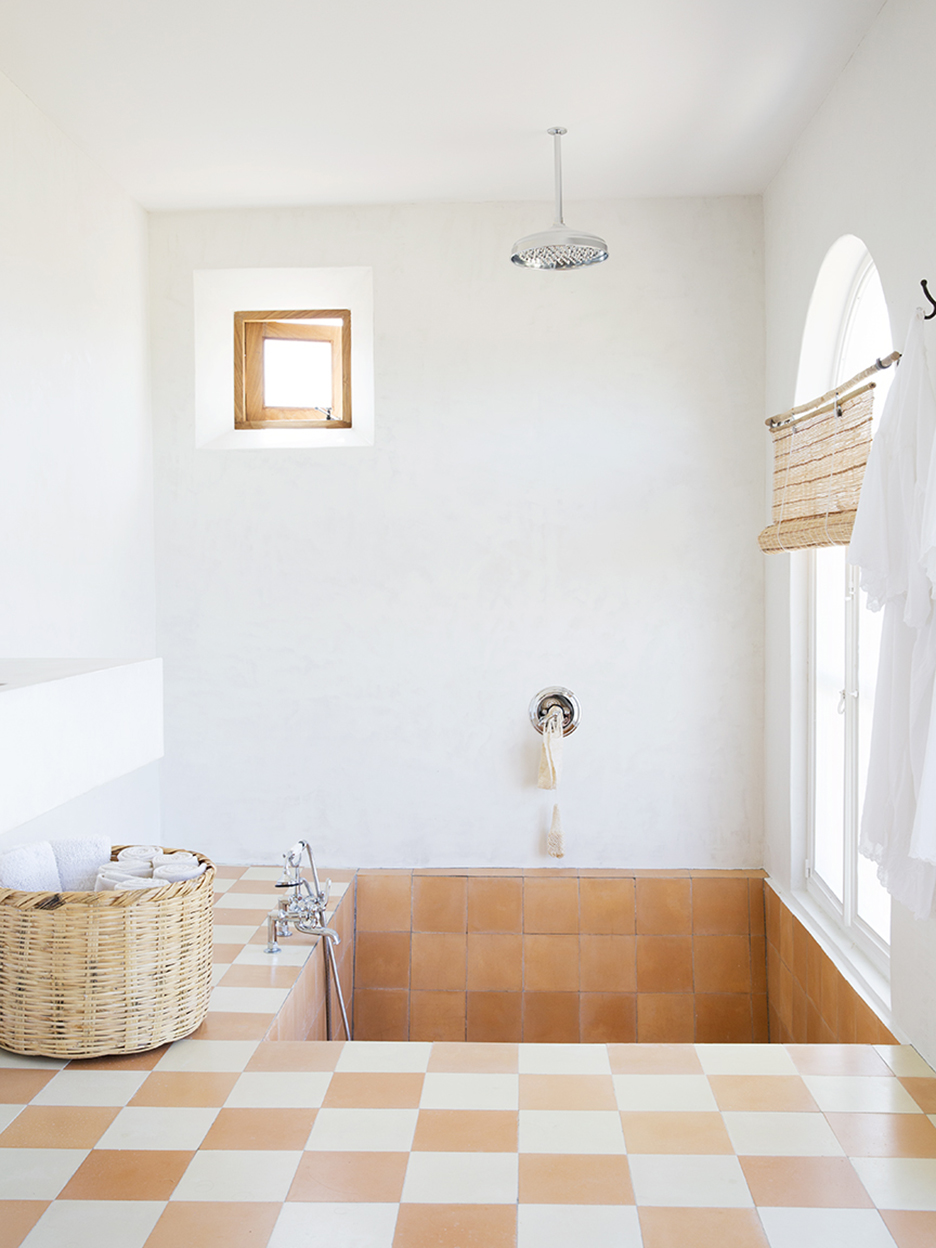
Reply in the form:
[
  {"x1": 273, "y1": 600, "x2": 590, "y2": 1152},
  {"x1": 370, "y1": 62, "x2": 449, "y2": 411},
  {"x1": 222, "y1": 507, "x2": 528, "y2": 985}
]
[
  {"x1": 51, "y1": 836, "x2": 112, "y2": 891},
  {"x1": 117, "y1": 845, "x2": 163, "y2": 864},
  {"x1": 151, "y1": 851, "x2": 199, "y2": 869},
  {"x1": 153, "y1": 862, "x2": 206, "y2": 884},
  {"x1": 0, "y1": 842, "x2": 62, "y2": 892},
  {"x1": 94, "y1": 864, "x2": 154, "y2": 892},
  {"x1": 115, "y1": 877, "x2": 166, "y2": 891}
]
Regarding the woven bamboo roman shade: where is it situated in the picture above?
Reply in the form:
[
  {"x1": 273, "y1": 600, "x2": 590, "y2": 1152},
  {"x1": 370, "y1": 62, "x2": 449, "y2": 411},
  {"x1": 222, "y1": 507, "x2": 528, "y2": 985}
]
[{"x1": 758, "y1": 352, "x2": 899, "y2": 554}]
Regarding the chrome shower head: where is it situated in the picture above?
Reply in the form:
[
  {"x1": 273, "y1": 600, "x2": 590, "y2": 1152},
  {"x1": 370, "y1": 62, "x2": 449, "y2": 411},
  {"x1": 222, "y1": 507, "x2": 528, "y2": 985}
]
[{"x1": 511, "y1": 128, "x2": 608, "y2": 270}]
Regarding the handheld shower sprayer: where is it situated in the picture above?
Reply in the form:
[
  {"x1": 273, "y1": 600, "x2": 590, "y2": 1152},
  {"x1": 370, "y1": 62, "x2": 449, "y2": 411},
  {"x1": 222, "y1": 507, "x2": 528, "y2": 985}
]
[{"x1": 265, "y1": 838, "x2": 351, "y2": 1039}]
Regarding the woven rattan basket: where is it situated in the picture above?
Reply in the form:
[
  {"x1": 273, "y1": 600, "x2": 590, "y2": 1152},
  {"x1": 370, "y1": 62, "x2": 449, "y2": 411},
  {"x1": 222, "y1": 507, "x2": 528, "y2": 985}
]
[{"x1": 0, "y1": 845, "x2": 215, "y2": 1059}]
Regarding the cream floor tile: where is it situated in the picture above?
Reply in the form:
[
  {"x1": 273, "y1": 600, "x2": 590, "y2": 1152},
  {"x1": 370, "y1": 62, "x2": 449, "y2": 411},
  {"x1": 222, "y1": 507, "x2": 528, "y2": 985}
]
[
  {"x1": 0, "y1": 1148, "x2": 88, "y2": 1199},
  {"x1": 519, "y1": 1045, "x2": 612, "y2": 1075},
  {"x1": 209, "y1": 986, "x2": 291, "y2": 1013},
  {"x1": 802, "y1": 1077, "x2": 923, "y2": 1115},
  {"x1": 30, "y1": 1071, "x2": 146, "y2": 1106},
  {"x1": 518, "y1": 1110, "x2": 626, "y2": 1154},
  {"x1": 95, "y1": 1106, "x2": 219, "y2": 1150},
  {"x1": 234, "y1": 944, "x2": 313, "y2": 967},
  {"x1": 269, "y1": 1202, "x2": 398, "y2": 1248},
  {"x1": 401, "y1": 1150, "x2": 518, "y2": 1204},
  {"x1": 420, "y1": 1074, "x2": 519, "y2": 1111},
  {"x1": 241, "y1": 868, "x2": 282, "y2": 880},
  {"x1": 0, "y1": 1052, "x2": 66, "y2": 1070},
  {"x1": 876, "y1": 1047, "x2": 936, "y2": 1078},
  {"x1": 212, "y1": 925, "x2": 263, "y2": 945},
  {"x1": 20, "y1": 1200, "x2": 165, "y2": 1248},
  {"x1": 336, "y1": 1043, "x2": 432, "y2": 1073},
  {"x1": 155, "y1": 1040, "x2": 260, "y2": 1073},
  {"x1": 212, "y1": 876, "x2": 237, "y2": 892},
  {"x1": 171, "y1": 1149, "x2": 302, "y2": 1202},
  {"x1": 518, "y1": 1205, "x2": 643, "y2": 1248},
  {"x1": 225, "y1": 1072, "x2": 332, "y2": 1109},
  {"x1": 613, "y1": 1075, "x2": 719, "y2": 1112},
  {"x1": 698, "y1": 1045, "x2": 799, "y2": 1076},
  {"x1": 305, "y1": 1108, "x2": 419, "y2": 1152},
  {"x1": 850, "y1": 1157, "x2": 936, "y2": 1210},
  {"x1": 214, "y1": 893, "x2": 280, "y2": 910},
  {"x1": 757, "y1": 1207, "x2": 899, "y2": 1248},
  {"x1": 210, "y1": 965, "x2": 229, "y2": 986},
  {"x1": 0, "y1": 1104, "x2": 24, "y2": 1131},
  {"x1": 627, "y1": 1154, "x2": 754, "y2": 1207},
  {"x1": 723, "y1": 1112, "x2": 846, "y2": 1157}
]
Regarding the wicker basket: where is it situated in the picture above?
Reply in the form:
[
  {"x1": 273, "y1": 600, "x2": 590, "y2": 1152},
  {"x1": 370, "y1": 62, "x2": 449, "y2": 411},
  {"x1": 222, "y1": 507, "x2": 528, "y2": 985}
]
[{"x1": 0, "y1": 845, "x2": 215, "y2": 1059}]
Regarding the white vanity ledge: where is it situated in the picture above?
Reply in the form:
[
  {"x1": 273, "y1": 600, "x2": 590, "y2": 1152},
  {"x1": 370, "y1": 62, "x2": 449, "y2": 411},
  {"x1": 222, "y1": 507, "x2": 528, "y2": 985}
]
[{"x1": 0, "y1": 658, "x2": 163, "y2": 834}]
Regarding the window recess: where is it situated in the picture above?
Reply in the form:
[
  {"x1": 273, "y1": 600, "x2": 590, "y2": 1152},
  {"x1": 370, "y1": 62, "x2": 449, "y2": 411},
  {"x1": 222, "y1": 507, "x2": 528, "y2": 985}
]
[{"x1": 234, "y1": 309, "x2": 351, "y2": 429}]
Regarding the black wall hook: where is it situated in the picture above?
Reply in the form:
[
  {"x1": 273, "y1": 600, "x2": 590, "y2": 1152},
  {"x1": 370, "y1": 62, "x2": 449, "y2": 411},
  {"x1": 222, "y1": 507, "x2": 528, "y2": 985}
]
[{"x1": 922, "y1": 279, "x2": 936, "y2": 320}]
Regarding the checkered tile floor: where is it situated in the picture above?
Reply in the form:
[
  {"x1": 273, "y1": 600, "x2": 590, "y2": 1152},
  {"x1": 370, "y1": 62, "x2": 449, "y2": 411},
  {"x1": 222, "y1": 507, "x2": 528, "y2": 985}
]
[{"x1": 1, "y1": 1038, "x2": 936, "y2": 1247}]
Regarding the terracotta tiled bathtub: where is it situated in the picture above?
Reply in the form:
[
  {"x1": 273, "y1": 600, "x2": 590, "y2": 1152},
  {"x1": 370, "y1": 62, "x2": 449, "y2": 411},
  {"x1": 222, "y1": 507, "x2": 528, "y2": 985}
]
[{"x1": 351, "y1": 870, "x2": 769, "y2": 1044}]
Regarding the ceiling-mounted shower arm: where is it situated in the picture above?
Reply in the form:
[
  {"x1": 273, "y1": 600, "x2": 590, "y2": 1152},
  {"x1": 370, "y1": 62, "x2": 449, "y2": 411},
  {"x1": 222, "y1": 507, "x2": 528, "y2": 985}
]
[{"x1": 549, "y1": 127, "x2": 567, "y2": 227}]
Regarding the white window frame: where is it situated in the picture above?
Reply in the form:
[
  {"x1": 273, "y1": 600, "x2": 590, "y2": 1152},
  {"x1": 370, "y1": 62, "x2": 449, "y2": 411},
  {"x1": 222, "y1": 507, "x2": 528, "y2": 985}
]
[{"x1": 804, "y1": 249, "x2": 891, "y2": 977}]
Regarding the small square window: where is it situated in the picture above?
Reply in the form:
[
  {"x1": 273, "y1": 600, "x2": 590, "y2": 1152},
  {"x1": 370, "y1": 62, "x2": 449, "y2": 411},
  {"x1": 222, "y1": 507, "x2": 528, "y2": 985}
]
[{"x1": 234, "y1": 309, "x2": 351, "y2": 429}]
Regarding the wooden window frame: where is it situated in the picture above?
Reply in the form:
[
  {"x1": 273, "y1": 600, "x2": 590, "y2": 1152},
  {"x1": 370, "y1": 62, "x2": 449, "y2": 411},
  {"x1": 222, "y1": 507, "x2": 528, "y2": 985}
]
[{"x1": 234, "y1": 309, "x2": 351, "y2": 429}]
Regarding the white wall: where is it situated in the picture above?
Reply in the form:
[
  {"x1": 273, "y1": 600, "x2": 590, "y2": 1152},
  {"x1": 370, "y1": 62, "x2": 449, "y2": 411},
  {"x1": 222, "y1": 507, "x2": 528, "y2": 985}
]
[
  {"x1": 763, "y1": 0, "x2": 936, "y2": 1060},
  {"x1": 150, "y1": 196, "x2": 765, "y2": 870},
  {"x1": 0, "y1": 70, "x2": 159, "y2": 847}
]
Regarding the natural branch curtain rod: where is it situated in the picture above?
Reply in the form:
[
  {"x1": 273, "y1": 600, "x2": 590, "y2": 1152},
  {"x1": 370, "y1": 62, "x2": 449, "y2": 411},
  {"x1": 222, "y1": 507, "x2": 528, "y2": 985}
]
[{"x1": 766, "y1": 350, "x2": 901, "y2": 430}]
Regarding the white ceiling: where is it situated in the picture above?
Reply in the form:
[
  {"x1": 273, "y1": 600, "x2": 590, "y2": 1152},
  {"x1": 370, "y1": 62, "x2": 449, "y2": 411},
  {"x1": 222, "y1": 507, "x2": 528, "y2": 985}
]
[{"x1": 0, "y1": 0, "x2": 885, "y2": 211}]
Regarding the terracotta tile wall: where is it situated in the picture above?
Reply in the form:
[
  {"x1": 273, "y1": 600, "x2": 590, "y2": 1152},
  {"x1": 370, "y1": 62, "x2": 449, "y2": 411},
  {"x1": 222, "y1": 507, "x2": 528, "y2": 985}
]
[
  {"x1": 764, "y1": 884, "x2": 897, "y2": 1045},
  {"x1": 352, "y1": 870, "x2": 768, "y2": 1044}
]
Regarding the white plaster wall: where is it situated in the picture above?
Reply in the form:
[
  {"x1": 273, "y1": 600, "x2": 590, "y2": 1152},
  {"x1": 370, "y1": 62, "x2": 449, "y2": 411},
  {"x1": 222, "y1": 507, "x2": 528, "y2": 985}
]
[
  {"x1": 150, "y1": 196, "x2": 765, "y2": 870},
  {"x1": 0, "y1": 69, "x2": 159, "y2": 847},
  {"x1": 763, "y1": 0, "x2": 936, "y2": 1061}
]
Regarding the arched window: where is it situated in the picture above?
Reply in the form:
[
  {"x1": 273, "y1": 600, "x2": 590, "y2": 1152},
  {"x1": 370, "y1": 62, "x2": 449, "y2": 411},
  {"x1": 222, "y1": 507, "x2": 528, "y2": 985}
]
[{"x1": 799, "y1": 237, "x2": 893, "y2": 965}]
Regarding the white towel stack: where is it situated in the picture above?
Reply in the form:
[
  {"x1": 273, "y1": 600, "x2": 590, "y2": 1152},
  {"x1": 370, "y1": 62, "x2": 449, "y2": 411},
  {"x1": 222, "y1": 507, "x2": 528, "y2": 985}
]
[
  {"x1": 117, "y1": 845, "x2": 163, "y2": 865},
  {"x1": 51, "y1": 836, "x2": 112, "y2": 891},
  {"x1": 115, "y1": 877, "x2": 166, "y2": 891},
  {"x1": 153, "y1": 861, "x2": 206, "y2": 883},
  {"x1": 0, "y1": 842, "x2": 62, "y2": 891}
]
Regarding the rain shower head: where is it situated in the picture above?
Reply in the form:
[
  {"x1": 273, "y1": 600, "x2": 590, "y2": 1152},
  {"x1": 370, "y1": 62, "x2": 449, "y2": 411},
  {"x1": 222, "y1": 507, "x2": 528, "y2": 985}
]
[{"x1": 510, "y1": 127, "x2": 608, "y2": 270}]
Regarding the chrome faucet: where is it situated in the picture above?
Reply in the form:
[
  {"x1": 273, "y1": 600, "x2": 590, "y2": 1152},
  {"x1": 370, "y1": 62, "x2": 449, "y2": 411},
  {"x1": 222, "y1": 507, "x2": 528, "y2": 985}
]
[{"x1": 264, "y1": 839, "x2": 351, "y2": 1040}]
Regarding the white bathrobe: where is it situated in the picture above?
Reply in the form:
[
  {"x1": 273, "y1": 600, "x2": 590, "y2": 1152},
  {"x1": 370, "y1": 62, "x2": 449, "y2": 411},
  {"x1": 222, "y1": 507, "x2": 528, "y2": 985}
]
[{"x1": 849, "y1": 311, "x2": 936, "y2": 917}]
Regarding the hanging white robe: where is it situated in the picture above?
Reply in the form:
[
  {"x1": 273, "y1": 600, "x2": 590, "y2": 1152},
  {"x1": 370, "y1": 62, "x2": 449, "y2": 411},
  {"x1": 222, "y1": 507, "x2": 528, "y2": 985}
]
[{"x1": 849, "y1": 311, "x2": 936, "y2": 918}]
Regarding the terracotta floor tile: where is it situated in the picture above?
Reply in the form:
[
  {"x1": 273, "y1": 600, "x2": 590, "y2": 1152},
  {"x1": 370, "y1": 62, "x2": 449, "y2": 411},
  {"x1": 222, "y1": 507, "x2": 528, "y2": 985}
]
[
  {"x1": 467, "y1": 877, "x2": 522, "y2": 933},
  {"x1": 143, "y1": 1200, "x2": 282, "y2": 1248},
  {"x1": 899, "y1": 1077, "x2": 936, "y2": 1112},
  {"x1": 65, "y1": 1047, "x2": 171, "y2": 1071},
  {"x1": 130, "y1": 1072, "x2": 240, "y2": 1107},
  {"x1": 213, "y1": 944, "x2": 244, "y2": 964},
  {"x1": 621, "y1": 1111, "x2": 734, "y2": 1154},
  {"x1": 0, "y1": 1071, "x2": 56, "y2": 1103},
  {"x1": 225, "y1": 878, "x2": 280, "y2": 893},
  {"x1": 190, "y1": 1013, "x2": 275, "y2": 1041},
  {"x1": 353, "y1": 989, "x2": 410, "y2": 1042},
  {"x1": 880, "y1": 1210, "x2": 936, "y2": 1248},
  {"x1": 637, "y1": 994, "x2": 695, "y2": 1043},
  {"x1": 0, "y1": 1105, "x2": 119, "y2": 1148},
  {"x1": 518, "y1": 1152, "x2": 634, "y2": 1203},
  {"x1": 393, "y1": 1203, "x2": 516, "y2": 1248},
  {"x1": 466, "y1": 992, "x2": 523, "y2": 1043},
  {"x1": 786, "y1": 1044, "x2": 892, "y2": 1076},
  {"x1": 219, "y1": 964, "x2": 301, "y2": 989},
  {"x1": 412, "y1": 875, "x2": 467, "y2": 933},
  {"x1": 635, "y1": 878, "x2": 692, "y2": 935},
  {"x1": 523, "y1": 878, "x2": 579, "y2": 934},
  {"x1": 59, "y1": 1148, "x2": 194, "y2": 1200},
  {"x1": 246, "y1": 1042, "x2": 343, "y2": 1072},
  {"x1": 607, "y1": 1044, "x2": 703, "y2": 1074},
  {"x1": 213, "y1": 865, "x2": 247, "y2": 878},
  {"x1": 579, "y1": 877, "x2": 636, "y2": 934},
  {"x1": 692, "y1": 878, "x2": 751, "y2": 936},
  {"x1": 427, "y1": 1043, "x2": 519, "y2": 1073},
  {"x1": 410, "y1": 992, "x2": 466, "y2": 1043},
  {"x1": 522, "y1": 992, "x2": 580, "y2": 1043},
  {"x1": 636, "y1": 936, "x2": 694, "y2": 992},
  {"x1": 0, "y1": 1201, "x2": 49, "y2": 1248},
  {"x1": 356, "y1": 873, "x2": 413, "y2": 932},
  {"x1": 214, "y1": 908, "x2": 272, "y2": 927},
  {"x1": 638, "y1": 1206, "x2": 769, "y2": 1248},
  {"x1": 708, "y1": 1075, "x2": 819, "y2": 1112},
  {"x1": 323, "y1": 1072, "x2": 424, "y2": 1108},
  {"x1": 200, "y1": 1107, "x2": 316, "y2": 1149},
  {"x1": 518, "y1": 1074, "x2": 616, "y2": 1110},
  {"x1": 826, "y1": 1112, "x2": 936, "y2": 1157},
  {"x1": 580, "y1": 993, "x2": 637, "y2": 1043},
  {"x1": 412, "y1": 1109, "x2": 518, "y2": 1152},
  {"x1": 739, "y1": 1155, "x2": 874, "y2": 1207},
  {"x1": 288, "y1": 1150, "x2": 408, "y2": 1201}
]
